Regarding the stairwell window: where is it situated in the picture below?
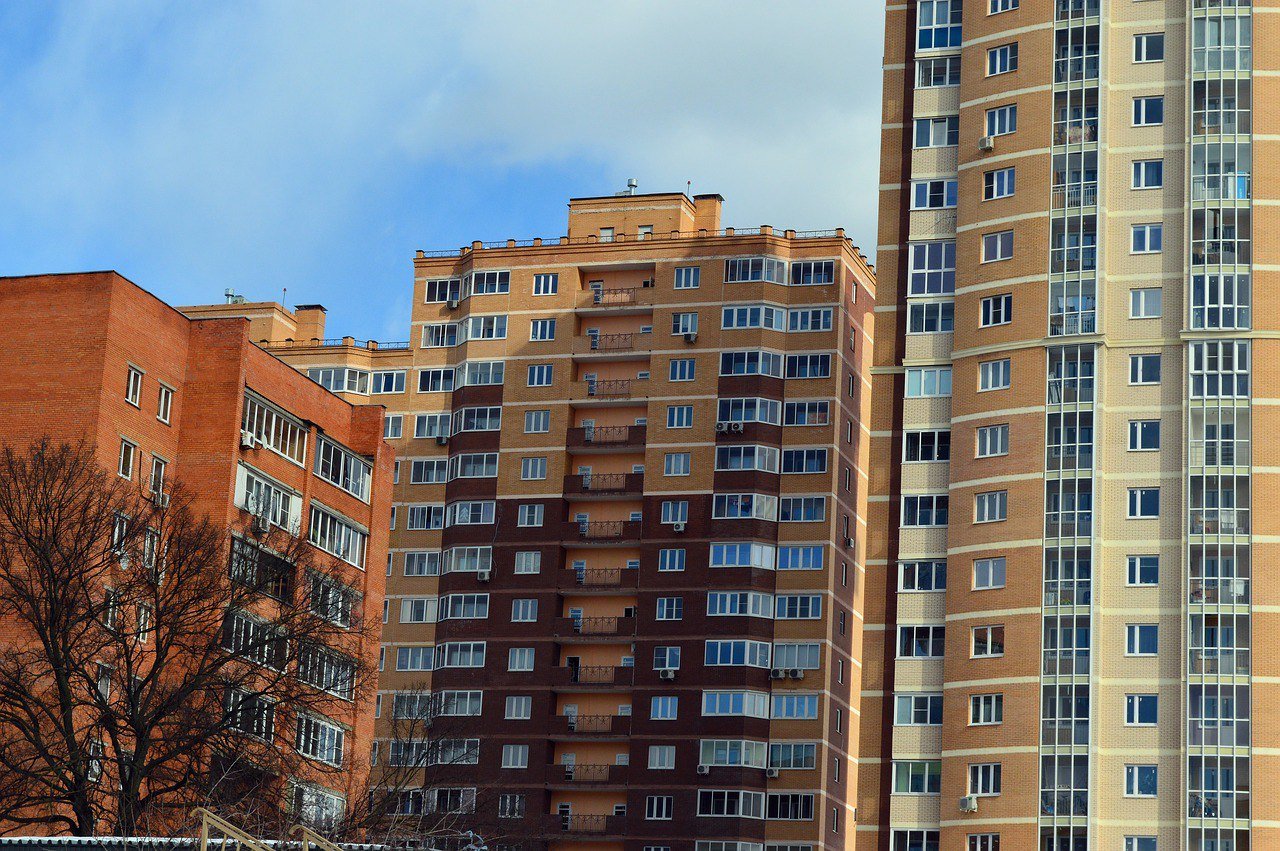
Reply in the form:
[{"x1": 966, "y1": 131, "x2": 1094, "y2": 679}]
[
  {"x1": 1130, "y1": 288, "x2": 1163, "y2": 318},
  {"x1": 1126, "y1": 624, "x2": 1159, "y2": 656},
  {"x1": 986, "y1": 43, "x2": 1018, "y2": 76},
  {"x1": 1132, "y1": 223, "x2": 1163, "y2": 254},
  {"x1": 898, "y1": 625, "x2": 945, "y2": 658},
  {"x1": 1133, "y1": 96, "x2": 1165, "y2": 126},
  {"x1": 981, "y1": 230, "x2": 1014, "y2": 262},
  {"x1": 979, "y1": 358, "x2": 1011, "y2": 391},
  {"x1": 126, "y1": 366, "x2": 143, "y2": 407}
]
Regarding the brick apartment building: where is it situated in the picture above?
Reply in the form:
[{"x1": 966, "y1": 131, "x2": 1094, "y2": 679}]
[
  {"x1": 867, "y1": 1, "x2": 1275, "y2": 850},
  {"x1": 0, "y1": 271, "x2": 393, "y2": 831},
  {"x1": 188, "y1": 191, "x2": 876, "y2": 851}
]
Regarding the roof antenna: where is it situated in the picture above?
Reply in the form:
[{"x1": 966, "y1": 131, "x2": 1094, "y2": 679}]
[
  {"x1": 686, "y1": 180, "x2": 692, "y2": 197},
  {"x1": 282, "y1": 286, "x2": 287, "y2": 307}
]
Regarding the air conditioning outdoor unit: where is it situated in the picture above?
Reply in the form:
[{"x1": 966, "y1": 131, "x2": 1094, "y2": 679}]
[
  {"x1": 477, "y1": 569, "x2": 491, "y2": 582},
  {"x1": 253, "y1": 514, "x2": 271, "y2": 534},
  {"x1": 770, "y1": 668, "x2": 786, "y2": 680},
  {"x1": 696, "y1": 765, "x2": 710, "y2": 775},
  {"x1": 672, "y1": 522, "x2": 686, "y2": 533},
  {"x1": 788, "y1": 668, "x2": 805, "y2": 680},
  {"x1": 978, "y1": 136, "x2": 995, "y2": 152},
  {"x1": 240, "y1": 431, "x2": 258, "y2": 450},
  {"x1": 844, "y1": 536, "x2": 854, "y2": 548},
  {"x1": 715, "y1": 422, "x2": 729, "y2": 433},
  {"x1": 659, "y1": 669, "x2": 676, "y2": 681},
  {"x1": 683, "y1": 332, "x2": 698, "y2": 344},
  {"x1": 730, "y1": 422, "x2": 745, "y2": 433},
  {"x1": 766, "y1": 768, "x2": 780, "y2": 778},
  {"x1": 436, "y1": 435, "x2": 449, "y2": 446},
  {"x1": 959, "y1": 795, "x2": 979, "y2": 813},
  {"x1": 447, "y1": 298, "x2": 460, "y2": 310},
  {"x1": 152, "y1": 492, "x2": 170, "y2": 509}
]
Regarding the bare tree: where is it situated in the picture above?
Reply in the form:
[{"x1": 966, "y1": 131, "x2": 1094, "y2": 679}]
[{"x1": 0, "y1": 440, "x2": 377, "y2": 838}]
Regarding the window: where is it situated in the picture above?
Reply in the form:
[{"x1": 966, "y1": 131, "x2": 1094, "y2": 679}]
[
  {"x1": 520, "y1": 457, "x2": 547, "y2": 480},
  {"x1": 499, "y1": 794, "x2": 526, "y2": 819},
  {"x1": 125, "y1": 366, "x2": 143, "y2": 406},
  {"x1": 974, "y1": 491, "x2": 1007, "y2": 523},
  {"x1": 1129, "y1": 354, "x2": 1162, "y2": 384},
  {"x1": 900, "y1": 561, "x2": 946, "y2": 592},
  {"x1": 666, "y1": 405, "x2": 693, "y2": 428},
  {"x1": 766, "y1": 793, "x2": 814, "y2": 820},
  {"x1": 645, "y1": 796, "x2": 674, "y2": 820},
  {"x1": 529, "y1": 318, "x2": 556, "y2": 341},
  {"x1": 904, "y1": 430, "x2": 950, "y2": 462},
  {"x1": 892, "y1": 832, "x2": 940, "y2": 851},
  {"x1": 990, "y1": 0, "x2": 1017, "y2": 11},
  {"x1": 723, "y1": 257, "x2": 787, "y2": 284},
  {"x1": 674, "y1": 266, "x2": 700, "y2": 289},
  {"x1": 417, "y1": 368, "x2": 455, "y2": 393},
  {"x1": 969, "y1": 763, "x2": 1002, "y2": 796},
  {"x1": 974, "y1": 557, "x2": 1006, "y2": 589},
  {"x1": 1132, "y1": 223, "x2": 1163, "y2": 254},
  {"x1": 917, "y1": 0, "x2": 961, "y2": 49},
  {"x1": 1126, "y1": 624, "x2": 1158, "y2": 656},
  {"x1": 894, "y1": 693, "x2": 943, "y2": 726},
  {"x1": 1126, "y1": 694, "x2": 1158, "y2": 726},
  {"x1": 970, "y1": 693, "x2": 1003, "y2": 725},
  {"x1": 308, "y1": 506, "x2": 367, "y2": 568},
  {"x1": 384, "y1": 415, "x2": 402, "y2": 439},
  {"x1": 656, "y1": 597, "x2": 683, "y2": 621},
  {"x1": 532, "y1": 273, "x2": 558, "y2": 295},
  {"x1": 669, "y1": 358, "x2": 696, "y2": 381},
  {"x1": 157, "y1": 385, "x2": 173, "y2": 423},
  {"x1": 898, "y1": 625, "x2": 945, "y2": 658},
  {"x1": 785, "y1": 353, "x2": 831, "y2": 378},
  {"x1": 907, "y1": 300, "x2": 954, "y2": 334},
  {"x1": 653, "y1": 646, "x2": 681, "y2": 670},
  {"x1": 1134, "y1": 33, "x2": 1165, "y2": 62},
  {"x1": 1133, "y1": 159, "x2": 1164, "y2": 189},
  {"x1": 769, "y1": 742, "x2": 817, "y2": 770},
  {"x1": 672, "y1": 311, "x2": 699, "y2": 335},
  {"x1": 1127, "y1": 488, "x2": 1160, "y2": 518},
  {"x1": 1129, "y1": 420, "x2": 1160, "y2": 451},
  {"x1": 790, "y1": 306, "x2": 833, "y2": 331},
  {"x1": 976, "y1": 424, "x2": 1009, "y2": 458},
  {"x1": 981, "y1": 230, "x2": 1013, "y2": 262},
  {"x1": 723, "y1": 303, "x2": 786, "y2": 331},
  {"x1": 456, "y1": 361, "x2": 504, "y2": 386},
  {"x1": 905, "y1": 366, "x2": 952, "y2": 397},
  {"x1": 978, "y1": 358, "x2": 1011, "y2": 391},
  {"x1": 903, "y1": 494, "x2": 948, "y2": 527},
  {"x1": 1127, "y1": 555, "x2": 1159, "y2": 586},
  {"x1": 1133, "y1": 96, "x2": 1164, "y2": 126},
  {"x1": 908, "y1": 241, "x2": 955, "y2": 294},
  {"x1": 911, "y1": 179, "x2": 958, "y2": 210},
  {"x1": 226, "y1": 688, "x2": 275, "y2": 740},
  {"x1": 986, "y1": 104, "x2": 1017, "y2": 136},
  {"x1": 980, "y1": 293, "x2": 1012, "y2": 327},
  {"x1": 465, "y1": 270, "x2": 510, "y2": 296},
  {"x1": 526, "y1": 364, "x2": 553, "y2": 387},
  {"x1": 511, "y1": 599, "x2": 538, "y2": 623},
  {"x1": 414, "y1": 413, "x2": 449, "y2": 438},
  {"x1": 507, "y1": 648, "x2": 534, "y2": 671},
  {"x1": 315, "y1": 438, "x2": 372, "y2": 501},
  {"x1": 1126, "y1": 839, "x2": 1157, "y2": 851},
  {"x1": 697, "y1": 789, "x2": 765, "y2": 818},
  {"x1": 914, "y1": 116, "x2": 960, "y2": 148},
  {"x1": 660, "y1": 500, "x2": 689, "y2": 524},
  {"x1": 516, "y1": 504, "x2": 543, "y2": 527},
  {"x1": 969, "y1": 835, "x2": 1000, "y2": 851},
  {"x1": 371, "y1": 371, "x2": 406, "y2": 395},
  {"x1": 664, "y1": 452, "x2": 691, "y2": 476},
  {"x1": 916, "y1": 55, "x2": 961, "y2": 88},
  {"x1": 892, "y1": 760, "x2": 941, "y2": 794},
  {"x1": 771, "y1": 693, "x2": 819, "y2": 719},
  {"x1": 972, "y1": 625, "x2": 1004, "y2": 658},
  {"x1": 716, "y1": 445, "x2": 779, "y2": 473},
  {"x1": 118, "y1": 440, "x2": 136, "y2": 479},
  {"x1": 395, "y1": 647, "x2": 434, "y2": 671},
  {"x1": 501, "y1": 744, "x2": 529, "y2": 769},
  {"x1": 705, "y1": 639, "x2": 772, "y2": 668},
  {"x1": 524, "y1": 410, "x2": 550, "y2": 433},
  {"x1": 983, "y1": 167, "x2": 1015, "y2": 200},
  {"x1": 435, "y1": 641, "x2": 486, "y2": 669},
  {"x1": 296, "y1": 715, "x2": 344, "y2": 767},
  {"x1": 776, "y1": 594, "x2": 822, "y2": 619},
  {"x1": 513, "y1": 551, "x2": 541, "y2": 575},
  {"x1": 986, "y1": 43, "x2": 1017, "y2": 75},
  {"x1": 1125, "y1": 764, "x2": 1157, "y2": 797},
  {"x1": 651, "y1": 696, "x2": 678, "y2": 720},
  {"x1": 642, "y1": 745, "x2": 677, "y2": 772},
  {"x1": 1130, "y1": 288, "x2": 1162, "y2": 318},
  {"x1": 658, "y1": 548, "x2": 685, "y2": 572}
]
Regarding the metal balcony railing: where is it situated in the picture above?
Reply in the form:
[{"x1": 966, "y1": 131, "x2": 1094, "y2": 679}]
[
  {"x1": 591, "y1": 288, "x2": 638, "y2": 307},
  {"x1": 585, "y1": 379, "x2": 633, "y2": 398},
  {"x1": 588, "y1": 333, "x2": 635, "y2": 352}
]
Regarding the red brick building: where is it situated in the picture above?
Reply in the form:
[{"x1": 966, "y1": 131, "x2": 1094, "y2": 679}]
[{"x1": 0, "y1": 271, "x2": 392, "y2": 829}]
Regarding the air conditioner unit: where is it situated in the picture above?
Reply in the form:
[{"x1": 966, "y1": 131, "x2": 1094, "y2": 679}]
[
  {"x1": 978, "y1": 136, "x2": 995, "y2": 152},
  {"x1": 477, "y1": 569, "x2": 491, "y2": 582},
  {"x1": 730, "y1": 422, "x2": 745, "y2": 433},
  {"x1": 447, "y1": 298, "x2": 460, "y2": 310},
  {"x1": 766, "y1": 768, "x2": 780, "y2": 778},
  {"x1": 770, "y1": 668, "x2": 786, "y2": 680},
  {"x1": 672, "y1": 522, "x2": 686, "y2": 533},
  {"x1": 959, "y1": 795, "x2": 979, "y2": 813},
  {"x1": 659, "y1": 669, "x2": 676, "y2": 681},
  {"x1": 683, "y1": 332, "x2": 698, "y2": 344},
  {"x1": 240, "y1": 430, "x2": 258, "y2": 450},
  {"x1": 253, "y1": 514, "x2": 271, "y2": 534},
  {"x1": 696, "y1": 765, "x2": 710, "y2": 775},
  {"x1": 152, "y1": 492, "x2": 170, "y2": 509},
  {"x1": 844, "y1": 536, "x2": 854, "y2": 548},
  {"x1": 715, "y1": 422, "x2": 729, "y2": 433},
  {"x1": 435, "y1": 435, "x2": 449, "y2": 446},
  {"x1": 788, "y1": 668, "x2": 804, "y2": 680}
]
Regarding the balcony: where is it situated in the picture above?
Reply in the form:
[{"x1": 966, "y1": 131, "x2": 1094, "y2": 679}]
[
  {"x1": 1193, "y1": 173, "x2": 1251, "y2": 202},
  {"x1": 572, "y1": 332, "x2": 652, "y2": 357},
  {"x1": 1189, "y1": 649, "x2": 1250, "y2": 676},
  {"x1": 1056, "y1": 0, "x2": 1099, "y2": 18},
  {"x1": 567, "y1": 424, "x2": 646, "y2": 452},
  {"x1": 1054, "y1": 53, "x2": 1099, "y2": 84},
  {"x1": 563, "y1": 472, "x2": 643, "y2": 499},
  {"x1": 1053, "y1": 121, "x2": 1098, "y2": 146},
  {"x1": 550, "y1": 665, "x2": 634, "y2": 688},
  {"x1": 1044, "y1": 581, "x2": 1092, "y2": 608},
  {"x1": 551, "y1": 763, "x2": 628, "y2": 785},
  {"x1": 543, "y1": 814, "x2": 626, "y2": 837},
  {"x1": 1190, "y1": 577, "x2": 1250, "y2": 605},
  {"x1": 557, "y1": 567, "x2": 639, "y2": 591},
  {"x1": 1042, "y1": 649, "x2": 1090, "y2": 676},
  {"x1": 1042, "y1": 719, "x2": 1090, "y2": 747},
  {"x1": 589, "y1": 287, "x2": 638, "y2": 307},
  {"x1": 563, "y1": 519, "x2": 642, "y2": 544},
  {"x1": 1052, "y1": 183, "x2": 1098, "y2": 209},
  {"x1": 552, "y1": 616, "x2": 637, "y2": 638},
  {"x1": 1190, "y1": 509, "x2": 1249, "y2": 536},
  {"x1": 576, "y1": 378, "x2": 640, "y2": 400},
  {"x1": 551, "y1": 713, "x2": 630, "y2": 736},
  {"x1": 1041, "y1": 791, "x2": 1089, "y2": 817}
]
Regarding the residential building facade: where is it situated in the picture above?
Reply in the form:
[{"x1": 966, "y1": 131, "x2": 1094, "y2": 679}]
[
  {"x1": 869, "y1": 1, "x2": 1270, "y2": 849},
  {"x1": 0, "y1": 271, "x2": 393, "y2": 830},
  {"x1": 194, "y1": 192, "x2": 876, "y2": 851}
]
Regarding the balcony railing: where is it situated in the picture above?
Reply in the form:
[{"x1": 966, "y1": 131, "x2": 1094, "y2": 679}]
[
  {"x1": 1192, "y1": 173, "x2": 1252, "y2": 202},
  {"x1": 1052, "y1": 183, "x2": 1098, "y2": 209},
  {"x1": 568, "y1": 616, "x2": 625, "y2": 636},
  {"x1": 591, "y1": 288, "x2": 638, "y2": 307},
  {"x1": 1044, "y1": 581, "x2": 1092, "y2": 608},
  {"x1": 1189, "y1": 649, "x2": 1250, "y2": 675},
  {"x1": 1043, "y1": 649, "x2": 1090, "y2": 676},
  {"x1": 589, "y1": 333, "x2": 635, "y2": 352},
  {"x1": 558, "y1": 763, "x2": 616, "y2": 783},
  {"x1": 553, "y1": 665, "x2": 628, "y2": 686},
  {"x1": 1041, "y1": 791, "x2": 1089, "y2": 817},
  {"x1": 1190, "y1": 577, "x2": 1250, "y2": 605},
  {"x1": 569, "y1": 520, "x2": 641, "y2": 541},
  {"x1": 1054, "y1": 54, "x2": 1100, "y2": 84},
  {"x1": 564, "y1": 713, "x2": 621, "y2": 733},
  {"x1": 1189, "y1": 792, "x2": 1250, "y2": 821},
  {"x1": 1053, "y1": 122, "x2": 1099, "y2": 146},
  {"x1": 564, "y1": 472, "x2": 643, "y2": 498},
  {"x1": 1190, "y1": 509, "x2": 1249, "y2": 536},
  {"x1": 586, "y1": 379, "x2": 632, "y2": 398},
  {"x1": 1042, "y1": 719, "x2": 1090, "y2": 746}
]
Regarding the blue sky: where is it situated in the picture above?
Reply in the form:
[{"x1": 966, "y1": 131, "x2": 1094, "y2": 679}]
[{"x1": 0, "y1": 2, "x2": 884, "y2": 340}]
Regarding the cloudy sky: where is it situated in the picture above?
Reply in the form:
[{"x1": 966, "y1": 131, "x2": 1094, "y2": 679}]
[{"x1": 0, "y1": 2, "x2": 885, "y2": 339}]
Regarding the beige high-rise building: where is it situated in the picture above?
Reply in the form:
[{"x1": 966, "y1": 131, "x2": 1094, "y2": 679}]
[
  {"x1": 867, "y1": 0, "x2": 1267, "y2": 849},
  {"x1": 193, "y1": 191, "x2": 877, "y2": 851}
]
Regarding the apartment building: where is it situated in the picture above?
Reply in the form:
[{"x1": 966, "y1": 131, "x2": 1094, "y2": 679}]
[
  {"x1": 191, "y1": 191, "x2": 876, "y2": 851},
  {"x1": 868, "y1": 0, "x2": 1270, "y2": 849},
  {"x1": 0, "y1": 271, "x2": 393, "y2": 830}
]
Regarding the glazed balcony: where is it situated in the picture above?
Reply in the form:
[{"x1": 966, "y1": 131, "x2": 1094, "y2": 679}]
[
  {"x1": 557, "y1": 567, "x2": 640, "y2": 591},
  {"x1": 567, "y1": 424, "x2": 646, "y2": 453},
  {"x1": 550, "y1": 665, "x2": 635, "y2": 688},
  {"x1": 562, "y1": 472, "x2": 643, "y2": 499},
  {"x1": 552, "y1": 616, "x2": 637, "y2": 638}
]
